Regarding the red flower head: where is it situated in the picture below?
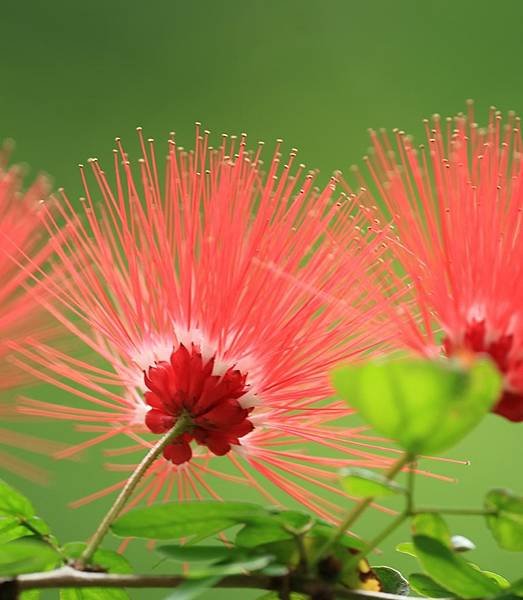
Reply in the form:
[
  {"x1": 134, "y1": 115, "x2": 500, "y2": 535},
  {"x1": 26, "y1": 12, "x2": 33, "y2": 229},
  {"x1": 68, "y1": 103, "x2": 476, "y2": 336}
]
[
  {"x1": 19, "y1": 127, "x2": 447, "y2": 514},
  {"x1": 0, "y1": 142, "x2": 64, "y2": 480},
  {"x1": 144, "y1": 344, "x2": 253, "y2": 463},
  {"x1": 343, "y1": 103, "x2": 523, "y2": 422}
]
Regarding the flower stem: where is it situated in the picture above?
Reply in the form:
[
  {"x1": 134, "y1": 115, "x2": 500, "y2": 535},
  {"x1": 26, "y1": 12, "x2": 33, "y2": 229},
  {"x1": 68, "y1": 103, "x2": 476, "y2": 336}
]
[
  {"x1": 78, "y1": 415, "x2": 191, "y2": 568},
  {"x1": 350, "y1": 458, "x2": 416, "y2": 563},
  {"x1": 311, "y1": 452, "x2": 411, "y2": 565},
  {"x1": 354, "y1": 512, "x2": 409, "y2": 563}
]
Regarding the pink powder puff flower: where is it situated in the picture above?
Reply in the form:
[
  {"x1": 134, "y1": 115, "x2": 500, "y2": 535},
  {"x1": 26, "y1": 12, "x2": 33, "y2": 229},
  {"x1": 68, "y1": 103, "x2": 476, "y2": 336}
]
[
  {"x1": 0, "y1": 142, "x2": 64, "y2": 481},
  {"x1": 343, "y1": 102, "x2": 523, "y2": 422},
  {"x1": 17, "y1": 127, "x2": 449, "y2": 514}
]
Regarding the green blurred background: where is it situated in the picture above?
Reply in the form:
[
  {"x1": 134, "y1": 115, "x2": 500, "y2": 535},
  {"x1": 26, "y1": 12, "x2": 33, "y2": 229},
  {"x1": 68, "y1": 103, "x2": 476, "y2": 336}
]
[{"x1": 1, "y1": 1, "x2": 522, "y2": 597}]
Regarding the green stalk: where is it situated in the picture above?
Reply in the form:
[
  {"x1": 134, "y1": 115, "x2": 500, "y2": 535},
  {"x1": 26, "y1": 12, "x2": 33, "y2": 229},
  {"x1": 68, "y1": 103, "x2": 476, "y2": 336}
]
[
  {"x1": 311, "y1": 452, "x2": 411, "y2": 565},
  {"x1": 78, "y1": 414, "x2": 192, "y2": 568},
  {"x1": 351, "y1": 460, "x2": 416, "y2": 563}
]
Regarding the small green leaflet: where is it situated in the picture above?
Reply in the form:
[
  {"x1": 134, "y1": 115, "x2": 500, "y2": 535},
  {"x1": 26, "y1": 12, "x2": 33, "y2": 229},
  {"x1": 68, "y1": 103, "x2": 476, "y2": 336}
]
[
  {"x1": 340, "y1": 467, "x2": 405, "y2": 498},
  {"x1": 485, "y1": 489, "x2": 523, "y2": 551}
]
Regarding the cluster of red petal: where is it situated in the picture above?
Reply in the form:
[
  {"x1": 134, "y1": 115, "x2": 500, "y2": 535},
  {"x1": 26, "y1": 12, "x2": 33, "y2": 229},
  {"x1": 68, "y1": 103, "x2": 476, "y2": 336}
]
[
  {"x1": 344, "y1": 103, "x2": 523, "y2": 422},
  {"x1": 144, "y1": 344, "x2": 253, "y2": 464},
  {"x1": 444, "y1": 321, "x2": 523, "y2": 421}
]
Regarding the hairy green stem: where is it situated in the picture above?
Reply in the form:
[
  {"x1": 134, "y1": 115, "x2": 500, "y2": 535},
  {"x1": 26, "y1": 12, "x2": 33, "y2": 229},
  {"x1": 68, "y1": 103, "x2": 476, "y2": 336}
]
[
  {"x1": 350, "y1": 458, "x2": 416, "y2": 564},
  {"x1": 356, "y1": 512, "x2": 409, "y2": 564},
  {"x1": 311, "y1": 453, "x2": 412, "y2": 565},
  {"x1": 78, "y1": 415, "x2": 192, "y2": 567}
]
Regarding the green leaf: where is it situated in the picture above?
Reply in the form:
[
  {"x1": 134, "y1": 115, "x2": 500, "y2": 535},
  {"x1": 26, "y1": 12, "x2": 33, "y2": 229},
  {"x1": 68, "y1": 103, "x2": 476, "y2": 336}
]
[
  {"x1": 233, "y1": 537, "x2": 298, "y2": 568},
  {"x1": 0, "y1": 517, "x2": 27, "y2": 545},
  {"x1": 162, "y1": 577, "x2": 220, "y2": 600},
  {"x1": 158, "y1": 545, "x2": 231, "y2": 562},
  {"x1": 182, "y1": 555, "x2": 274, "y2": 578},
  {"x1": 20, "y1": 592, "x2": 40, "y2": 600},
  {"x1": 22, "y1": 516, "x2": 51, "y2": 537},
  {"x1": 21, "y1": 592, "x2": 40, "y2": 600},
  {"x1": 309, "y1": 523, "x2": 364, "y2": 551},
  {"x1": 274, "y1": 510, "x2": 313, "y2": 533},
  {"x1": 332, "y1": 357, "x2": 501, "y2": 454},
  {"x1": 60, "y1": 590, "x2": 129, "y2": 600},
  {"x1": 0, "y1": 539, "x2": 60, "y2": 575},
  {"x1": 503, "y1": 577, "x2": 523, "y2": 597},
  {"x1": 112, "y1": 501, "x2": 270, "y2": 541},
  {"x1": 340, "y1": 467, "x2": 404, "y2": 498},
  {"x1": 396, "y1": 541, "x2": 416, "y2": 557},
  {"x1": 256, "y1": 595, "x2": 306, "y2": 600},
  {"x1": 373, "y1": 566, "x2": 409, "y2": 595},
  {"x1": 412, "y1": 514, "x2": 452, "y2": 546},
  {"x1": 235, "y1": 523, "x2": 293, "y2": 548},
  {"x1": 468, "y1": 563, "x2": 510, "y2": 589},
  {"x1": 0, "y1": 480, "x2": 35, "y2": 519},
  {"x1": 485, "y1": 489, "x2": 523, "y2": 551},
  {"x1": 413, "y1": 535, "x2": 501, "y2": 598},
  {"x1": 60, "y1": 543, "x2": 132, "y2": 600},
  {"x1": 0, "y1": 515, "x2": 52, "y2": 546},
  {"x1": 409, "y1": 573, "x2": 452, "y2": 597},
  {"x1": 235, "y1": 510, "x2": 314, "y2": 549},
  {"x1": 261, "y1": 564, "x2": 289, "y2": 576}
]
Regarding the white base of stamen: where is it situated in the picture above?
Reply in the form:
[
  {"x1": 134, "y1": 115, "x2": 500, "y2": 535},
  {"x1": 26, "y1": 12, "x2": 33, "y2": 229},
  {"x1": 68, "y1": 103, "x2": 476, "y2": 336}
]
[
  {"x1": 238, "y1": 393, "x2": 261, "y2": 409},
  {"x1": 130, "y1": 328, "x2": 265, "y2": 406},
  {"x1": 126, "y1": 390, "x2": 149, "y2": 425}
]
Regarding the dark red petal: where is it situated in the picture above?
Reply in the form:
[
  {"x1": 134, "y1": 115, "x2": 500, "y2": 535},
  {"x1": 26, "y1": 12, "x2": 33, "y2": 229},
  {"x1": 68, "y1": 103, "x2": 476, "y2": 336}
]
[
  {"x1": 493, "y1": 389, "x2": 523, "y2": 422},
  {"x1": 193, "y1": 375, "x2": 222, "y2": 414},
  {"x1": 196, "y1": 373, "x2": 246, "y2": 414},
  {"x1": 488, "y1": 334, "x2": 514, "y2": 373},
  {"x1": 163, "y1": 392, "x2": 185, "y2": 416},
  {"x1": 227, "y1": 419, "x2": 254, "y2": 438},
  {"x1": 223, "y1": 369, "x2": 248, "y2": 399},
  {"x1": 202, "y1": 355, "x2": 215, "y2": 379},
  {"x1": 144, "y1": 362, "x2": 171, "y2": 398},
  {"x1": 203, "y1": 432, "x2": 231, "y2": 456},
  {"x1": 187, "y1": 348, "x2": 205, "y2": 399},
  {"x1": 163, "y1": 440, "x2": 193, "y2": 465},
  {"x1": 145, "y1": 409, "x2": 175, "y2": 433},
  {"x1": 464, "y1": 319, "x2": 486, "y2": 353},
  {"x1": 192, "y1": 427, "x2": 208, "y2": 444},
  {"x1": 144, "y1": 390, "x2": 164, "y2": 410},
  {"x1": 170, "y1": 344, "x2": 191, "y2": 393},
  {"x1": 197, "y1": 399, "x2": 248, "y2": 429}
]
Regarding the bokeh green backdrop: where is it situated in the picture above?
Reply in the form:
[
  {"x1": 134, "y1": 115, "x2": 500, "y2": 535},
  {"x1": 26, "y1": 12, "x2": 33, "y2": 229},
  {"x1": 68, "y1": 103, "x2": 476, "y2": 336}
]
[{"x1": 1, "y1": 1, "x2": 522, "y2": 597}]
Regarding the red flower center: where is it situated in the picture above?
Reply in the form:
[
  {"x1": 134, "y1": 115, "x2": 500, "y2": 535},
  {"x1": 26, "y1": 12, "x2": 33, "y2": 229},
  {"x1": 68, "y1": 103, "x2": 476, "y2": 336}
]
[
  {"x1": 144, "y1": 344, "x2": 254, "y2": 464},
  {"x1": 444, "y1": 319, "x2": 523, "y2": 422}
]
